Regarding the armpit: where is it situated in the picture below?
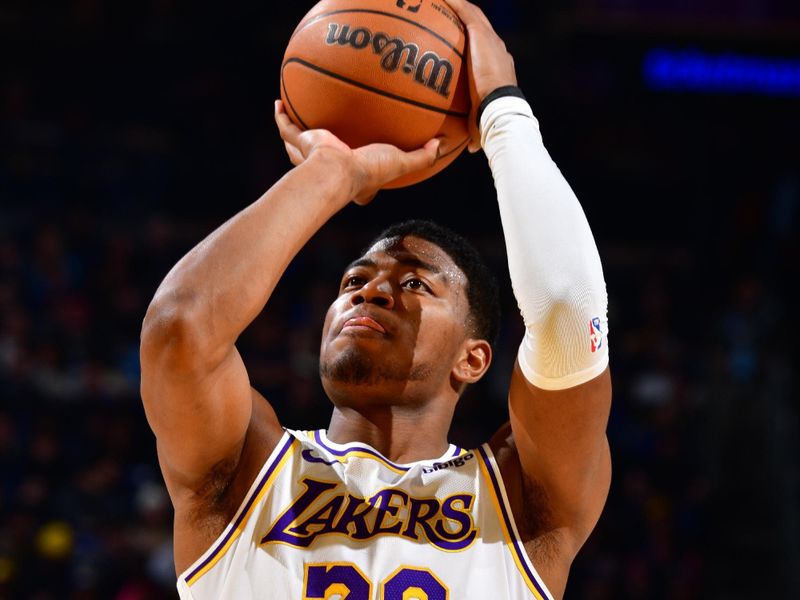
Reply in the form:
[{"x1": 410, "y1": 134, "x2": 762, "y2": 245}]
[
  {"x1": 185, "y1": 454, "x2": 241, "y2": 528},
  {"x1": 490, "y1": 424, "x2": 560, "y2": 541}
]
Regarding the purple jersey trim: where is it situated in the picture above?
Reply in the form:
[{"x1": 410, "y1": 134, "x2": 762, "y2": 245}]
[
  {"x1": 477, "y1": 445, "x2": 552, "y2": 600},
  {"x1": 312, "y1": 430, "x2": 462, "y2": 471},
  {"x1": 184, "y1": 435, "x2": 295, "y2": 584},
  {"x1": 313, "y1": 430, "x2": 411, "y2": 471}
]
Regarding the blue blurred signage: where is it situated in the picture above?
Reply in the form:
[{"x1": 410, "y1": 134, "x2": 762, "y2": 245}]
[{"x1": 644, "y1": 49, "x2": 800, "y2": 97}]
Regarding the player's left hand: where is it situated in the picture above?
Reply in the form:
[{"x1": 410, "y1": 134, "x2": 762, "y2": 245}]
[
  {"x1": 446, "y1": 0, "x2": 518, "y2": 153},
  {"x1": 274, "y1": 100, "x2": 439, "y2": 205}
]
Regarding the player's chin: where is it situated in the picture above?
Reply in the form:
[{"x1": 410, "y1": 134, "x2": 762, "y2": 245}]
[
  {"x1": 324, "y1": 334, "x2": 387, "y2": 365},
  {"x1": 321, "y1": 330, "x2": 402, "y2": 371}
]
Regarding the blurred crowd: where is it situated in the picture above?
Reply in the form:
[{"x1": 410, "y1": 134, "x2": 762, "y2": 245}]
[{"x1": 2, "y1": 1, "x2": 798, "y2": 599}]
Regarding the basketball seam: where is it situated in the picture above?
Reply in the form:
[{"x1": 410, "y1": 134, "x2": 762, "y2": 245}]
[
  {"x1": 281, "y1": 57, "x2": 470, "y2": 118},
  {"x1": 280, "y1": 68, "x2": 310, "y2": 131},
  {"x1": 441, "y1": 135, "x2": 470, "y2": 159},
  {"x1": 289, "y1": 8, "x2": 464, "y2": 59}
]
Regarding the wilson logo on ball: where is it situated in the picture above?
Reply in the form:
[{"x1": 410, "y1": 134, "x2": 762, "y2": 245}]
[{"x1": 325, "y1": 23, "x2": 455, "y2": 98}]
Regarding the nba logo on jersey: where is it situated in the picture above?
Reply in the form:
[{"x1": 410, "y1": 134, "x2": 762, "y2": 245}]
[{"x1": 590, "y1": 317, "x2": 603, "y2": 353}]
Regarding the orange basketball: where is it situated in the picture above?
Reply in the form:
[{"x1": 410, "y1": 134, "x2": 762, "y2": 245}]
[{"x1": 280, "y1": 0, "x2": 470, "y2": 188}]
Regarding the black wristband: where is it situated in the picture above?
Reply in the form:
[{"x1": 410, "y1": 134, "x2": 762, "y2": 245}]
[{"x1": 476, "y1": 85, "x2": 527, "y2": 127}]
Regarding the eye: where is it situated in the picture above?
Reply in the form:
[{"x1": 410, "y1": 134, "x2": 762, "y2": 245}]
[
  {"x1": 402, "y1": 277, "x2": 431, "y2": 292},
  {"x1": 342, "y1": 275, "x2": 366, "y2": 290}
]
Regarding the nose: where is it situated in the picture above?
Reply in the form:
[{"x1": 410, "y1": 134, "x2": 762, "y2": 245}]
[{"x1": 351, "y1": 277, "x2": 394, "y2": 309}]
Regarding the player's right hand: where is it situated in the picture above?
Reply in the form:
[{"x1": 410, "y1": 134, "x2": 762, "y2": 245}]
[
  {"x1": 274, "y1": 100, "x2": 440, "y2": 205},
  {"x1": 445, "y1": 0, "x2": 518, "y2": 153}
]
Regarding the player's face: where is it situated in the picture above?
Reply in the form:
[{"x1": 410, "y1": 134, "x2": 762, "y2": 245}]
[{"x1": 319, "y1": 235, "x2": 472, "y2": 403}]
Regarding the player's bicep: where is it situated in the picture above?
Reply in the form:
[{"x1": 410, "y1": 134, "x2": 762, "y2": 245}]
[
  {"x1": 508, "y1": 362, "x2": 612, "y2": 544},
  {"x1": 140, "y1": 343, "x2": 267, "y2": 490}
]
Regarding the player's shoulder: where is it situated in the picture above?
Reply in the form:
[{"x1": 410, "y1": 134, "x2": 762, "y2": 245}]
[{"x1": 488, "y1": 420, "x2": 517, "y2": 463}]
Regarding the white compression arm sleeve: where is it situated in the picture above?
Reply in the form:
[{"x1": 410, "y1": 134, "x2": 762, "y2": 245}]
[{"x1": 481, "y1": 96, "x2": 609, "y2": 390}]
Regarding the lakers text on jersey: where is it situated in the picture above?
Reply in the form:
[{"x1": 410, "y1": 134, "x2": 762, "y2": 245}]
[{"x1": 177, "y1": 429, "x2": 554, "y2": 600}]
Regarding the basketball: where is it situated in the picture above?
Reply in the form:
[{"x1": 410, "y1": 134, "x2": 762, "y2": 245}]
[{"x1": 280, "y1": 0, "x2": 470, "y2": 188}]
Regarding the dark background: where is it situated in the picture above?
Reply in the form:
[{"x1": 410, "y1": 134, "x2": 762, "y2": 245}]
[{"x1": 1, "y1": 0, "x2": 798, "y2": 598}]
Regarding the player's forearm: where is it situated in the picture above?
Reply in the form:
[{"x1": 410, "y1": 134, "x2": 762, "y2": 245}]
[
  {"x1": 482, "y1": 96, "x2": 609, "y2": 389},
  {"x1": 142, "y1": 152, "x2": 353, "y2": 364}
]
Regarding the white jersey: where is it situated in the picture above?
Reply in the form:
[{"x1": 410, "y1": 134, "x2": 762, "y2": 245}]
[{"x1": 177, "y1": 429, "x2": 554, "y2": 600}]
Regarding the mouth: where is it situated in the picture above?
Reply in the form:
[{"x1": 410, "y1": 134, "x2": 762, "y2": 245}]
[{"x1": 342, "y1": 316, "x2": 386, "y2": 334}]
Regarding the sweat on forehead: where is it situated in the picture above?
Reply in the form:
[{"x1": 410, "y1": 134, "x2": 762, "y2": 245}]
[
  {"x1": 369, "y1": 236, "x2": 453, "y2": 266},
  {"x1": 349, "y1": 236, "x2": 465, "y2": 287}
]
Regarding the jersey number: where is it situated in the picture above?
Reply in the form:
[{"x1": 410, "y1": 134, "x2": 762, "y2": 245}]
[{"x1": 304, "y1": 563, "x2": 448, "y2": 600}]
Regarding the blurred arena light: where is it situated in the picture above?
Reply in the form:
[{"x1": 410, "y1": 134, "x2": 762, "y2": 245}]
[{"x1": 644, "y1": 48, "x2": 800, "y2": 97}]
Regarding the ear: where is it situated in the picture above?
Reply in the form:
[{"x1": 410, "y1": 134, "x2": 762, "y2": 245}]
[{"x1": 452, "y1": 338, "x2": 492, "y2": 384}]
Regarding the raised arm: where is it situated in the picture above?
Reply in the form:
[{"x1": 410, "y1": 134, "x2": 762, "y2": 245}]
[
  {"x1": 489, "y1": 90, "x2": 612, "y2": 551},
  {"x1": 448, "y1": 0, "x2": 612, "y2": 578},
  {"x1": 140, "y1": 105, "x2": 440, "y2": 497}
]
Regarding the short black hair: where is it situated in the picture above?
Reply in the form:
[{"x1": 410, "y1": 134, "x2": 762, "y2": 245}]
[{"x1": 364, "y1": 220, "x2": 501, "y2": 347}]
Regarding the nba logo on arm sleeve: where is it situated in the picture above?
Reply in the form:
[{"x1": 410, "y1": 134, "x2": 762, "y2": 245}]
[{"x1": 590, "y1": 317, "x2": 603, "y2": 353}]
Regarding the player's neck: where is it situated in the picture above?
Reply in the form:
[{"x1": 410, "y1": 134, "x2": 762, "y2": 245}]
[{"x1": 326, "y1": 404, "x2": 453, "y2": 463}]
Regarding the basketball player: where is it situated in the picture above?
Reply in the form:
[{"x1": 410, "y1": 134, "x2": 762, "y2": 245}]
[{"x1": 140, "y1": 1, "x2": 611, "y2": 598}]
